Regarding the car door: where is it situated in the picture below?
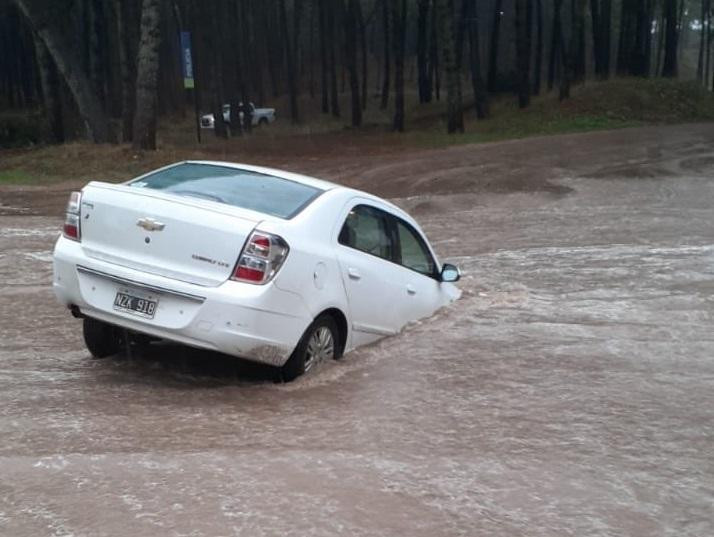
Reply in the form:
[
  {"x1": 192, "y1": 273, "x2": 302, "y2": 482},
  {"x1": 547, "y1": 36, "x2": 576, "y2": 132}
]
[
  {"x1": 335, "y1": 202, "x2": 407, "y2": 345},
  {"x1": 388, "y1": 214, "x2": 446, "y2": 323}
]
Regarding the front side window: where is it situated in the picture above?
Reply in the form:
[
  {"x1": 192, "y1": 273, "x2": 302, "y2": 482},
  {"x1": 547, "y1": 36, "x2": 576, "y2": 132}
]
[
  {"x1": 338, "y1": 205, "x2": 394, "y2": 261},
  {"x1": 395, "y1": 219, "x2": 436, "y2": 276},
  {"x1": 130, "y1": 163, "x2": 323, "y2": 219}
]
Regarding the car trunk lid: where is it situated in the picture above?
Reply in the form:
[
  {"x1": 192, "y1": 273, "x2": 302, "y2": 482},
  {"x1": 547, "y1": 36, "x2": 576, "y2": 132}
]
[{"x1": 79, "y1": 182, "x2": 260, "y2": 287}]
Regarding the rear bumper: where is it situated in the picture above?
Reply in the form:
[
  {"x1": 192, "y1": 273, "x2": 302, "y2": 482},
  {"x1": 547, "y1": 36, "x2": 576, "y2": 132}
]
[{"x1": 53, "y1": 237, "x2": 312, "y2": 366}]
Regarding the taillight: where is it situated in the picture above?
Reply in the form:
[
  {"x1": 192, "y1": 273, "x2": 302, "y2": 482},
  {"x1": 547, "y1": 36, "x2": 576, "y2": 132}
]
[
  {"x1": 63, "y1": 191, "x2": 82, "y2": 241},
  {"x1": 231, "y1": 231, "x2": 289, "y2": 284}
]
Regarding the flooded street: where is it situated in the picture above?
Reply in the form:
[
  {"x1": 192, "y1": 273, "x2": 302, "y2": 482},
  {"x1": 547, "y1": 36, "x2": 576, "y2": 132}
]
[{"x1": 1, "y1": 125, "x2": 713, "y2": 536}]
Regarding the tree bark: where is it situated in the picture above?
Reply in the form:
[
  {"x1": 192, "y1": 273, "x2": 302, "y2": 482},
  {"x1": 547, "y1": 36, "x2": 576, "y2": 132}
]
[
  {"x1": 548, "y1": 0, "x2": 564, "y2": 91},
  {"x1": 487, "y1": 0, "x2": 502, "y2": 92},
  {"x1": 327, "y1": 0, "x2": 340, "y2": 117},
  {"x1": 345, "y1": 0, "x2": 362, "y2": 126},
  {"x1": 280, "y1": 0, "x2": 299, "y2": 123},
  {"x1": 573, "y1": 0, "x2": 586, "y2": 82},
  {"x1": 318, "y1": 0, "x2": 329, "y2": 112},
  {"x1": 515, "y1": 0, "x2": 532, "y2": 108},
  {"x1": 417, "y1": 0, "x2": 431, "y2": 103},
  {"x1": 600, "y1": 0, "x2": 612, "y2": 78},
  {"x1": 533, "y1": 0, "x2": 543, "y2": 94},
  {"x1": 466, "y1": 0, "x2": 488, "y2": 118},
  {"x1": 662, "y1": 0, "x2": 679, "y2": 77},
  {"x1": 132, "y1": 0, "x2": 161, "y2": 149},
  {"x1": 429, "y1": 0, "x2": 441, "y2": 100},
  {"x1": 392, "y1": 0, "x2": 407, "y2": 131},
  {"x1": 33, "y1": 35, "x2": 64, "y2": 142},
  {"x1": 13, "y1": 0, "x2": 112, "y2": 143},
  {"x1": 380, "y1": 0, "x2": 391, "y2": 109},
  {"x1": 115, "y1": 0, "x2": 137, "y2": 142},
  {"x1": 698, "y1": 0, "x2": 707, "y2": 83},
  {"x1": 436, "y1": 0, "x2": 463, "y2": 132},
  {"x1": 357, "y1": 0, "x2": 368, "y2": 110}
]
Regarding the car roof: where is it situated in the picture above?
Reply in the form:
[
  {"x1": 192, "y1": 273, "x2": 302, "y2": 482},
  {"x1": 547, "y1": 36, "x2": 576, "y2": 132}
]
[{"x1": 184, "y1": 160, "x2": 340, "y2": 192}]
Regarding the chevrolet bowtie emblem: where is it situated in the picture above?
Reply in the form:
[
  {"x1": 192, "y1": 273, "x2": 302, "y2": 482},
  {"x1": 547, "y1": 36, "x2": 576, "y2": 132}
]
[{"x1": 136, "y1": 217, "x2": 166, "y2": 232}]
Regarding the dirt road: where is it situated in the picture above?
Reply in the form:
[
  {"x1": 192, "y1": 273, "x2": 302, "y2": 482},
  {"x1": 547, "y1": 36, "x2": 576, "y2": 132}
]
[{"x1": 1, "y1": 124, "x2": 713, "y2": 536}]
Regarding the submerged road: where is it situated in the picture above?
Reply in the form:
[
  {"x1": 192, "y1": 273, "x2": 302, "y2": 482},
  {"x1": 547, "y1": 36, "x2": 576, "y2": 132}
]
[{"x1": 1, "y1": 124, "x2": 713, "y2": 536}]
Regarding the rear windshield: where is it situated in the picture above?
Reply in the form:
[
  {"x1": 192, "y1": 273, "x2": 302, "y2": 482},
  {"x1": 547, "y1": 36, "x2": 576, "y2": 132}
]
[{"x1": 130, "y1": 163, "x2": 323, "y2": 219}]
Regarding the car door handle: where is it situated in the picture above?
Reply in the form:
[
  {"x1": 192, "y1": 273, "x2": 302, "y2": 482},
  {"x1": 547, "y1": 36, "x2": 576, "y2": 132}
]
[
  {"x1": 347, "y1": 267, "x2": 361, "y2": 281},
  {"x1": 407, "y1": 285, "x2": 416, "y2": 295}
]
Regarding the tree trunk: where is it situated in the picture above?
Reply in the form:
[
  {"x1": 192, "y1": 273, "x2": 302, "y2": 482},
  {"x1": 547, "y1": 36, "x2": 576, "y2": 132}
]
[
  {"x1": 515, "y1": 0, "x2": 532, "y2": 108},
  {"x1": 132, "y1": 0, "x2": 161, "y2": 149},
  {"x1": 573, "y1": 0, "x2": 586, "y2": 82},
  {"x1": 534, "y1": 0, "x2": 543, "y2": 94},
  {"x1": 466, "y1": 0, "x2": 488, "y2": 118},
  {"x1": 345, "y1": 0, "x2": 362, "y2": 126},
  {"x1": 430, "y1": 0, "x2": 441, "y2": 100},
  {"x1": 698, "y1": 0, "x2": 707, "y2": 83},
  {"x1": 328, "y1": 0, "x2": 341, "y2": 117},
  {"x1": 13, "y1": 0, "x2": 112, "y2": 143},
  {"x1": 33, "y1": 35, "x2": 64, "y2": 142},
  {"x1": 357, "y1": 0, "x2": 368, "y2": 110},
  {"x1": 318, "y1": 0, "x2": 329, "y2": 112},
  {"x1": 392, "y1": 0, "x2": 407, "y2": 131},
  {"x1": 662, "y1": 0, "x2": 679, "y2": 76},
  {"x1": 590, "y1": 0, "x2": 602, "y2": 77},
  {"x1": 280, "y1": 0, "x2": 299, "y2": 123},
  {"x1": 417, "y1": 0, "x2": 431, "y2": 103},
  {"x1": 600, "y1": 0, "x2": 611, "y2": 78},
  {"x1": 115, "y1": 0, "x2": 136, "y2": 142},
  {"x1": 704, "y1": 5, "x2": 712, "y2": 88},
  {"x1": 436, "y1": 0, "x2": 463, "y2": 132},
  {"x1": 559, "y1": 0, "x2": 571, "y2": 100},
  {"x1": 380, "y1": 0, "x2": 391, "y2": 109},
  {"x1": 487, "y1": 0, "x2": 502, "y2": 92},
  {"x1": 548, "y1": 0, "x2": 564, "y2": 90}
]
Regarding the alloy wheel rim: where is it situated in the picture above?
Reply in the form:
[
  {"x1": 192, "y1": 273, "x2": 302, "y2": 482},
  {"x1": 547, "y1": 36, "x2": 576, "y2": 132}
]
[{"x1": 304, "y1": 326, "x2": 335, "y2": 373}]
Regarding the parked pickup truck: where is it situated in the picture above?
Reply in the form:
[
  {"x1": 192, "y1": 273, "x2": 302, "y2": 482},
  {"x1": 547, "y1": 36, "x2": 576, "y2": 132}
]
[{"x1": 200, "y1": 103, "x2": 276, "y2": 129}]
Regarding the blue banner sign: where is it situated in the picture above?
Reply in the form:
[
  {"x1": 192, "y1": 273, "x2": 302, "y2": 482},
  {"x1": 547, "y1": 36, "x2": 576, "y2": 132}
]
[{"x1": 180, "y1": 31, "x2": 195, "y2": 89}]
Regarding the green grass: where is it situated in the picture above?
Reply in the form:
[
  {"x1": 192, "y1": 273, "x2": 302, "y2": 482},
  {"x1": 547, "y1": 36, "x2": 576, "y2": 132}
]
[{"x1": 0, "y1": 169, "x2": 36, "y2": 184}]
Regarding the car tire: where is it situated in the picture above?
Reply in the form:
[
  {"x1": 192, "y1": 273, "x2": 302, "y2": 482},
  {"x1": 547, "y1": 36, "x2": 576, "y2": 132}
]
[
  {"x1": 280, "y1": 315, "x2": 339, "y2": 382},
  {"x1": 83, "y1": 317, "x2": 123, "y2": 358},
  {"x1": 258, "y1": 117, "x2": 268, "y2": 127}
]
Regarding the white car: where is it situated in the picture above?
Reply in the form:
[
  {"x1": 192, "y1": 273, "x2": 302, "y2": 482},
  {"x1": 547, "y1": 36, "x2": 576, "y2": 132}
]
[
  {"x1": 52, "y1": 161, "x2": 460, "y2": 380},
  {"x1": 200, "y1": 103, "x2": 275, "y2": 129}
]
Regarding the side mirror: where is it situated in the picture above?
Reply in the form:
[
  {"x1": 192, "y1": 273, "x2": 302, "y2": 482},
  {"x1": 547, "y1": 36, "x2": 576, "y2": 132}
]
[{"x1": 440, "y1": 263, "x2": 460, "y2": 283}]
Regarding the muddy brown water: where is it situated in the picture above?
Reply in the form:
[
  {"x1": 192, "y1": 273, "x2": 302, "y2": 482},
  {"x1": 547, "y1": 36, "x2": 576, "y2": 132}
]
[{"x1": 1, "y1": 124, "x2": 713, "y2": 536}]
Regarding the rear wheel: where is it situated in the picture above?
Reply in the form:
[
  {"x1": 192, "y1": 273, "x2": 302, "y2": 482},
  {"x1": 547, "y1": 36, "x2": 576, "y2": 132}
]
[
  {"x1": 82, "y1": 318, "x2": 123, "y2": 358},
  {"x1": 258, "y1": 117, "x2": 269, "y2": 127},
  {"x1": 280, "y1": 315, "x2": 339, "y2": 382}
]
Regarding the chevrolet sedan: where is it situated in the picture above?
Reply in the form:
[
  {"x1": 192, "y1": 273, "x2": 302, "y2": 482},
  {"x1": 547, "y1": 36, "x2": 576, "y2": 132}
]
[{"x1": 53, "y1": 161, "x2": 461, "y2": 381}]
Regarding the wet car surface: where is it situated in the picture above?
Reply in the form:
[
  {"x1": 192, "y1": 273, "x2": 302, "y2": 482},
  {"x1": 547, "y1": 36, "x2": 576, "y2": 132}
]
[{"x1": 1, "y1": 125, "x2": 713, "y2": 536}]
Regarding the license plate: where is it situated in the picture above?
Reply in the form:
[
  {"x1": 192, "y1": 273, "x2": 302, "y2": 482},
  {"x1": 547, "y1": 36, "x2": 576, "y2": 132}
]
[{"x1": 113, "y1": 291, "x2": 158, "y2": 319}]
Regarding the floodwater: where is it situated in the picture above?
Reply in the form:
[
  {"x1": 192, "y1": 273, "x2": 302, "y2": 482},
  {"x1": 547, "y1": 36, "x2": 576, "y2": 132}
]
[{"x1": 1, "y1": 125, "x2": 713, "y2": 536}]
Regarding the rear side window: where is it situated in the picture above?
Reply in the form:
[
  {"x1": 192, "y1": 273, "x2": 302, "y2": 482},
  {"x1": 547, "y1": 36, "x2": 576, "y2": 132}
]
[
  {"x1": 130, "y1": 163, "x2": 323, "y2": 219},
  {"x1": 339, "y1": 204, "x2": 438, "y2": 278},
  {"x1": 338, "y1": 205, "x2": 394, "y2": 261}
]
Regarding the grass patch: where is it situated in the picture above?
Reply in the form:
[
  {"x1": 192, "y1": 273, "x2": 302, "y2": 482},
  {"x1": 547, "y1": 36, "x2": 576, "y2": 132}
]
[{"x1": 0, "y1": 169, "x2": 37, "y2": 184}]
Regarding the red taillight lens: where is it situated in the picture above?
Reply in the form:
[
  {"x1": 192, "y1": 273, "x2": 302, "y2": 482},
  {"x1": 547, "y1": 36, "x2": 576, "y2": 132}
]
[
  {"x1": 231, "y1": 231, "x2": 289, "y2": 284},
  {"x1": 63, "y1": 191, "x2": 82, "y2": 242},
  {"x1": 235, "y1": 265, "x2": 266, "y2": 282}
]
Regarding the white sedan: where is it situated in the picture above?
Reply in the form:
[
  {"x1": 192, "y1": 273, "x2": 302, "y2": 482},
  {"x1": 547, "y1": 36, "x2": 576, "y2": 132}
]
[{"x1": 53, "y1": 162, "x2": 461, "y2": 380}]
